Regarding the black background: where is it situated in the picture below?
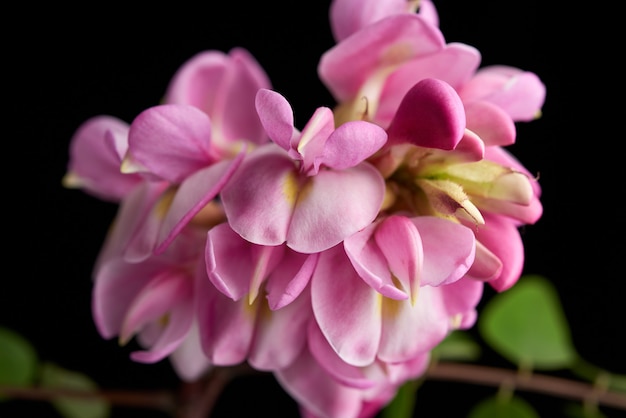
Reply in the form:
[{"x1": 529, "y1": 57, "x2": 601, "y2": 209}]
[{"x1": 3, "y1": 1, "x2": 624, "y2": 417}]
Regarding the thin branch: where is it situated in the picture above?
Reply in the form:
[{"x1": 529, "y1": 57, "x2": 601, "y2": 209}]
[
  {"x1": 425, "y1": 362, "x2": 626, "y2": 410},
  {"x1": 2, "y1": 361, "x2": 625, "y2": 416},
  {"x1": 0, "y1": 385, "x2": 177, "y2": 413}
]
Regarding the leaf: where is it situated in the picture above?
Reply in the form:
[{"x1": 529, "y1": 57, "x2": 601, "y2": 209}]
[
  {"x1": 564, "y1": 402, "x2": 607, "y2": 418},
  {"x1": 478, "y1": 275, "x2": 577, "y2": 370},
  {"x1": 39, "y1": 362, "x2": 110, "y2": 418},
  {"x1": 0, "y1": 326, "x2": 38, "y2": 391},
  {"x1": 607, "y1": 373, "x2": 626, "y2": 393},
  {"x1": 468, "y1": 395, "x2": 540, "y2": 418},
  {"x1": 432, "y1": 330, "x2": 481, "y2": 362},
  {"x1": 380, "y1": 379, "x2": 421, "y2": 418}
]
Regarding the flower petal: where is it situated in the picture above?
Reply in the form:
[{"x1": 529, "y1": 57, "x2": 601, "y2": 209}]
[
  {"x1": 275, "y1": 347, "x2": 363, "y2": 418},
  {"x1": 287, "y1": 164, "x2": 385, "y2": 253},
  {"x1": 411, "y1": 216, "x2": 476, "y2": 286},
  {"x1": 248, "y1": 287, "x2": 312, "y2": 371},
  {"x1": 221, "y1": 145, "x2": 297, "y2": 246},
  {"x1": 386, "y1": 78, "x2": 466, "y2": 149},
  {"x1": 321, "y1": 120, "x2": 387, "y2": 170},
  {"x1": 308, "y1": 321, "x2": 376, "y2": 389},
  {"x1": 378, "y1": 285, "x2": 449, "y2": 362},
  {"x1": 165, "y1": 48, "x2": 271, "y2": 147},
  {"x1": 265, "y1": 251, "x2": 319, "y2": 310},
  {"x1": 64, "y1": 115, "x2": 140, "y2": 202},
  {"x1": 154, "y1": 152, "x2": 245, "y2": 255},
  {"x1": 464, "y1": 100, "x2": 516, "y2": 146},
  {"x1": 255, "y1": 88, "x2": 298, "y2": 152},
  {"x1": 374, "y1": 215, "x2": 423, "y2": 303},
  {"x1": 127, "y1": 104, "x2": 217, "y2": 183},
  {"x1": 319, "y1": 14, "x2": 445, "y2": 103},
  {"x1": 459, "y1": 65, "x2": 546, "y2": 122},
  {"x1": 196, "y1": 275, "x2": 256, "y2": 365},
  {"x1": 311, "y1": 246, "x2": 381, "y2": 366},
  {"x1": 344, "y1": 222, "x2": 409, "y2": 300}
]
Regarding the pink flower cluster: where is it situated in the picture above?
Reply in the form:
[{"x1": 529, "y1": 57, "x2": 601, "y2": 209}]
[{"x1": 64, "y1": 1, "x2": 545, "y2": 417}]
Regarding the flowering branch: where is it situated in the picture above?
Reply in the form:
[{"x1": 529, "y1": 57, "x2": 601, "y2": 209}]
[
  {"x1": 424, "y1": 362, "x2": 626, "y2": 411},
  {"x1": 2, "y1": 362, "x2": 625, "y2": 416}
]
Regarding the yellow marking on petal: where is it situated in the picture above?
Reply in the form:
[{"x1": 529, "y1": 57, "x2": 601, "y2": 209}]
[
  {"x1": 154, "y1": 188, "x2": 177, "y2": 220},
  {"x1": 381, "y1": 42, "x2": 415, "y2": 67},
  {"x1": 381, "y1": 295, "x2": 404, "y2": 320},
  {"x1": 61, "y1": 172, "x2": 85, "y2": 189},
  {"x1": 450, "y1": 314, "x2": 463, "y2": 330},
  {"x1": 120, "y1": 153, "x2": 148, "y2": 174},
  {"x1": 380, "y1": 182, "x2": 399, "y2": 211},
  {"x1": 282, "y1": 171, "x2": 300, "y2": 206},
  {"x1": 248, "y1": 246, "x2": 273, "y2": 305}
]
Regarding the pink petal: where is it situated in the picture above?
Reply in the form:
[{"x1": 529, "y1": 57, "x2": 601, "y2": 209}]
[
  {"x1": 374, "y1": 215, "x2": 424, "y2": 303},
  {"x1": 169, "y1": 322, "x2": 212, "y2": 382},
  {"x1": 329, "y1": 0, "x2": 414, "y2": 42},
  {"x1": 92, "y1": 258, "x2": 156, "y2": 339},
  {"x1": 128, "y1": 104, "x2": 217, "y2": 183},
  {"x1": 466, "y1": 241, "x2": 503, "y2": 281},
  {"x1": 319, "y1": 14, "x2": 446, "y2": 103},
  {"x1": 154, "y1": 152, "x2": 245, "y2": 255},
  {"x1": 248, "y1": 287, "x2": 312, "y2": 371},
  {"x1": 255, "y1": 88, "x2": 297, "y2": 151},
  {"x1": 165, "y1": 48, "x2": 271, "y2": 146},
  {"x1": 196, "y1": 275, "x2": 256, "y2": 365},
  {"x1": 311, "y1": 246, "x2": 381, "y2": 367},
  {"x1": 375, "y1": 43, "x2": 480, "y2": 126},
  {"x1": 386, "y1": 78, "x2": 466, "y2": 149},
  {"x1": 206, "y1": 223, "x2": 262, "y2": 300},
  {"x1": 275, "y1": 347, "x2": 364, "y2": 418},
  {"x1": 93, "y1": 181, "x2": 168, "y2": 268},
  {"x1": 220, "y1": 145, "x2": 297, "y2": 246},
  {"x1": 344, "y1": 222, "x2": 409, "y2": 300},
  {"x1": 440, "y1": 278, "x2": 484, "y2": 320},
  {"x1": 65, "y1": 115, "x2": 140, "y2": 202},
  {"x1": 321, "y1": 120, "x2": 387, "y2": 171},
  {"x1": 379, "y1": 286, "x2": 449, "y2": 362},
  {"x1": 297, "y1": 107, "x2": 336, "y2": 175},
  {"x1": 459, "y1": 65, "x2": 546, "y2": 122},
  {"x1": 265, "y1": 251, "x2": 319, "y2": 310},
  {"x1": 165, "y1": 50, "x2": 230, "y2": 108},
  {"x1": 308, "y1": 321, "x2": 376, "y2": 389},
  {"x1": 411, "y1": 216, "x2": 476, "y2": 286},
  {"x1": 464, "y1": 100, "x2": 516, "y2": 146},
  {"x1": 287, "y1": 164, "x2": 385, "y2": 253},
  {"x1": 473, "y1": 213, "x2": 525, "y2": 292},
  {"x1": 120, "y1": 272, "x2": 192, "y2": 347}
]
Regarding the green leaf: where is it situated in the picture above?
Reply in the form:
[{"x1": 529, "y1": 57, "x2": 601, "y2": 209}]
[
  {"x1": 40, "y1": 362, "x2": 110, "y2": 418},
  {"x1": 468, "y1": 395, "x2": 540, "y2": 418},
  {"x1": 564, "y1": 402, "x2": 607, "y2": 418},
  {"x1": 478, "y1": 275, "x2": 577, "y2": 370},
  {"x1": 0, "y1": 326, "x2": 38, "y2": 390},
  {"x1": 381, "y1": 379, "x2": 421, "y2": 418},
  {"x1": 432, "y1": 330, "x2": 481, "y2": 362},
  {"x1": 607, "y1": 373, "x2": 626, "y2": 393}
]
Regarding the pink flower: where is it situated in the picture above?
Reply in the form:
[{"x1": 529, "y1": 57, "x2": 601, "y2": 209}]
[
  {"x1": 372, "y1": 78, "x2": 542, "y2": 291},
  {"x1": 220, "y1": 88, "x2": 388, "y2": 253},
  {"x1": 312, "y1": 215, "x2": 477, "y2": 367},
  {"x1": 92, "y1": 227, "x2": 210, "y2": 382},
  {"x1": 197, "y1": 226, "x2": 314, "y2": 370},
  {"x1": 164, "y1": 47, "x2": 272, "y2": 155},
  {"x1": 63, "y1": 115, "x2": 143, "y2": 202},
  {"x1": 276, "y1": 322, "x2": 432, "y2": 418},
  {"x1": 318, "y1": 13, "x2": 480, "y2": 128}
]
